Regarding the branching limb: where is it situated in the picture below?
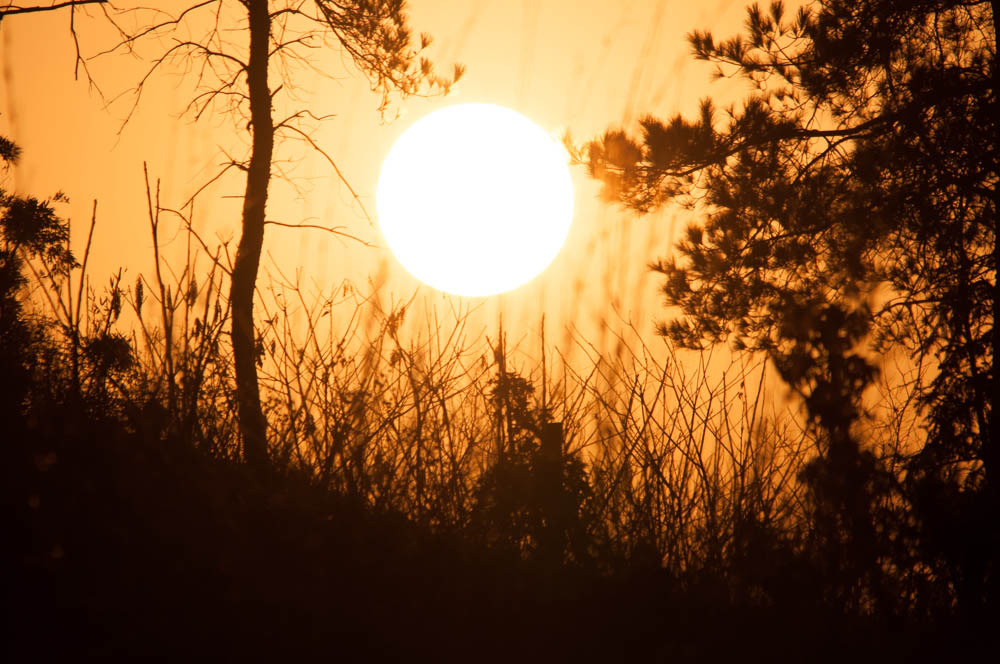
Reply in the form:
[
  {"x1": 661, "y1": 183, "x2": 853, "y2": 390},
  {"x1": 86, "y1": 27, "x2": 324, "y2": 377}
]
[
  {"x1": 264, "y1": 219, "x2": 375, "y2": 247},
  {"x1": 274, "y1": 121, "x2": 374, "y2": 227},
  {"x1": 0, "y1": 0, "x2": 106, "y2": 17}
]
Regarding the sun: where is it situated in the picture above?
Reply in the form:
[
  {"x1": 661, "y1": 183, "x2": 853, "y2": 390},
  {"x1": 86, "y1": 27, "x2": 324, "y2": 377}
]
[{"x1": 375, "y1": 103, "x2": 574, "y2": 297}]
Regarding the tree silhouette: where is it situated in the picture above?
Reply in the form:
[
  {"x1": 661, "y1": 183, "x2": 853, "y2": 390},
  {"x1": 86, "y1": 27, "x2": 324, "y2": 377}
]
[
  {"x1": 95, "y1": 1, "x2": 462, "y2": 469},
  {"x1": 474, "y1": 362, "x2": 594, "y2": 565},
  {"x1": 582, "y1": 0, "x2": 996, "y2": 611},
  {"x1": 0, "y1": 137, "x2": 75, "y2": 429}
]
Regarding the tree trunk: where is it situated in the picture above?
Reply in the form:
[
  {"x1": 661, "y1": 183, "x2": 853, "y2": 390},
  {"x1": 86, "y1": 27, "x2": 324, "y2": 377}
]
[{"x1": 230, "y1": 0, "x2": 271, "y2": 469}]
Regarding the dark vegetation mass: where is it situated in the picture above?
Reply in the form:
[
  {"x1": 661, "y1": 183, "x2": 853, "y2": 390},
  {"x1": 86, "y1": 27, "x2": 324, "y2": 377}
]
[{"x1": 2, "y1": 0, "x2": 997, "y2": 660}]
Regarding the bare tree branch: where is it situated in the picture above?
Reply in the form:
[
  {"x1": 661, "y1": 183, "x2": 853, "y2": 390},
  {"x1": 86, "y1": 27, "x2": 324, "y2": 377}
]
[
  {"x1": 0, "y1": 0, "x2": 105, "y2": 18},
  {"x1": 264, "y1": 219, "x2": 375, "y2": 248}
]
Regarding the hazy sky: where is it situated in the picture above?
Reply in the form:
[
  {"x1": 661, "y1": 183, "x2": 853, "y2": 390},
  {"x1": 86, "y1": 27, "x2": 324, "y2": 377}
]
[{"x1": 1, "y1": 0, "x2": 753, "y2": 359}]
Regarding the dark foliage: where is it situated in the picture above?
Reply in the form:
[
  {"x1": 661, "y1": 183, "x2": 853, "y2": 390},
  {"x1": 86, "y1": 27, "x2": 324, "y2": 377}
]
[
  {"x1": 1, "y1": 143, "x2": 993, "y2": 663},
  {"x1": 3, "y1": 0, "x2": 999, "y2": 658},
  {"x1": 584, "y1": 0, "x2": 997, "y2": 621}
]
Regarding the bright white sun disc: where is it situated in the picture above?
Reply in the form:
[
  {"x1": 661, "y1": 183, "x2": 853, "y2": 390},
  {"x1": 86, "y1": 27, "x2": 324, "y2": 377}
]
[{"x1": 376, "y1": 103, "x2": 574, "y2": 297}]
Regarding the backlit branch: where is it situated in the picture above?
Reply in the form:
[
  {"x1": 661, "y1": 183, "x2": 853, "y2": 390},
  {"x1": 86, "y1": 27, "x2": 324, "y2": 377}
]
[
  {"x1": 264, "y1": 219, "x2": 375, "y2": 248},
  {"x1": 0, "y1": 0, "x2": 106, "y2": 17}
]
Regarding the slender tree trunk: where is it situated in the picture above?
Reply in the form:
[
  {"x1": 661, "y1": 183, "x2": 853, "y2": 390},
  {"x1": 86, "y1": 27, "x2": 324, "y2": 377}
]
[{"x1": 231, "y1": 0, "x2": 271, "y2": 468}]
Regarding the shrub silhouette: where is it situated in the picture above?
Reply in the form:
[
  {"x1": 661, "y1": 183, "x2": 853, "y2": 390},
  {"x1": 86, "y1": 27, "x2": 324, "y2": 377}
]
[{"x1": 4, "y1": 0, "x2": 998, "y2": 643}]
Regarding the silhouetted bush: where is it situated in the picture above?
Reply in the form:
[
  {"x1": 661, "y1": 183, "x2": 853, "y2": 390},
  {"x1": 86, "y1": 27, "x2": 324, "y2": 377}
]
[{"x1": 3, "y1": 128, "x2": 996, "y2": 659}]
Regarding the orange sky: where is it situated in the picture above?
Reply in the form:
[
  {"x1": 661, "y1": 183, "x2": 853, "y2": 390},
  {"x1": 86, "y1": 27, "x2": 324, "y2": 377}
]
[{"x1": 1, "y1": 0, "x2": 754, "y2": 366}]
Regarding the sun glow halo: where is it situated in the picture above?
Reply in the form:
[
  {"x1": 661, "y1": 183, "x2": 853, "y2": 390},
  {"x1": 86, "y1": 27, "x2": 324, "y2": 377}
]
[{"x1": 376, "y1": 104, "x2": 574, "y2": 297}]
